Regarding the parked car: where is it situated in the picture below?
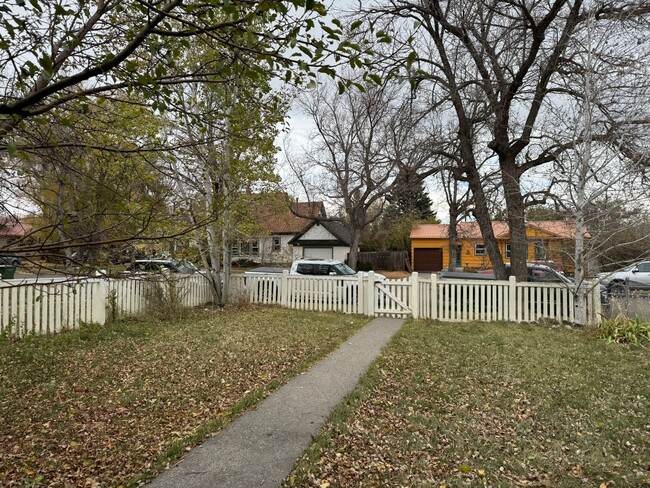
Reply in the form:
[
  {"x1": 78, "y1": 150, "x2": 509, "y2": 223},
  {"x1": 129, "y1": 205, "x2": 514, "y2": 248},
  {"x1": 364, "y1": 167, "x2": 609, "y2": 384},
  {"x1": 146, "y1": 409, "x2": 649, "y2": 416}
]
[
  {"x1": 442, "y1": 263, "x2": 608, "y2": 312},
  {"x1": 245, "y1": 259, "x2": 386, "y2": 304},
  {"x1": 469, "y1": 263, "x2": 573, "y2": 284},
  {"x1": 530, "y1": 260, "x2": 564, "y2": 274},
  {"x1": 0, "y1": 253, "x2": 21, "y2": 266},
  {"x1": 246, "y1": 258, "x2": 386, "y2": 281},
  {"x1": 124, "y1": 259, "x2": 198, "y2": 275},
  {"x1": 598, "y1": 261, "x2": 650, "y2": 295}
]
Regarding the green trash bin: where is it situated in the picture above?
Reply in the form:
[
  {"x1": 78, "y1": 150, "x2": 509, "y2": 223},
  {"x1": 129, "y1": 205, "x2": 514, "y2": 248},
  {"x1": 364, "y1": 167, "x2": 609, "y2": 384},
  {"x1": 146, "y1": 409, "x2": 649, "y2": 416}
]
[{"x1": 0, "y1": 266, "x2": 16, "y2": 279}]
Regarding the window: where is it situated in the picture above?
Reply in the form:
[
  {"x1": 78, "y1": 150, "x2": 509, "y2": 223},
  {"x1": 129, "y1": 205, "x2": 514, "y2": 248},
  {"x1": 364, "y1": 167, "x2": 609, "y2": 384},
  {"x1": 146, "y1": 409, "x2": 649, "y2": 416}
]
[
  {"x1": 231, "y1": 243, "x2": 239, "y2": 255},
  {"x1": 251, "y1": 241, "x2": 259, "y2": 255},
  {"x1": 316, "y1": 264, "x2": 332, "y2": 275},
  {"x1": 455, "y1": 246, "x2": 462, "y2": 267},
  {"x1": 529, "y1": 268, "x2": 557, "y2": 282},
  {"x1": 534, "y1": 241, "x2": 546, "y2": 260},
  {"x1": 475, "y1": 243, "x2": 486, "y2": 256},
  {"x1": 273, "y1": 237, "x2": 281, "y2": 251},
  {"x1": 505, "y1": 243, "x2": 512, "y2": 259},
  {"x1": 241, "y1": 242, "x2": 250, "y2": 254},
  {"x1": 637, "y1": 262, "x2": 650, "y2": 272},
  {"x1": 296, "y1": 264, "x2": 313, "y2": 274}
]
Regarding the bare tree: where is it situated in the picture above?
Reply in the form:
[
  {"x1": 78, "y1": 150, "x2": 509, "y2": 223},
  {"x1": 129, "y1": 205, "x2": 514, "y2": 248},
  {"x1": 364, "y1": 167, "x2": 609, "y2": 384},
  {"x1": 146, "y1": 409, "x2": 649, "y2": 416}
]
[
  {"x1": 545, "y1": 9, "x2": 650, "y2": 322},
  {"x1": 289, "y1": 77, "x2": 439, "y2": 268},
  {"x1": 363, "y1": 0, "x2": 650, "y2": 281}
]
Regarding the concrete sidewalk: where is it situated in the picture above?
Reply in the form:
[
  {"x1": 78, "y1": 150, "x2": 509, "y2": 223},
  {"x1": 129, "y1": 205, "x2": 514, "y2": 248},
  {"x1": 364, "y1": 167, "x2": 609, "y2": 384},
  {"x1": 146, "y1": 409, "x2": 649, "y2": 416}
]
[{"x1": 147, "y1": 317, "x2": 404, "y2": 488}]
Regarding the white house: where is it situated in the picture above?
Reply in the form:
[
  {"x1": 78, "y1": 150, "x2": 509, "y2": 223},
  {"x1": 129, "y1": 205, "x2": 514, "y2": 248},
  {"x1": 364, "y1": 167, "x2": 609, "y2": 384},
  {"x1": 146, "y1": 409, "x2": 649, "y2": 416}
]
[
  {"x1": 288, "y1": 220, "x2": 352, "y2": 262},
  {"x1": 231, "y1": 200, "x2": 328, "y2": 265}
]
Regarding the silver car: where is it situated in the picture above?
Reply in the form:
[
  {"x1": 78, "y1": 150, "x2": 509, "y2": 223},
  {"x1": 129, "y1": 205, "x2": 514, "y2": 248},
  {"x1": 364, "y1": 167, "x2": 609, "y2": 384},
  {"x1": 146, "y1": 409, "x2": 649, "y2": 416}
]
[{"x1": 598, "y1": 261, "x2": 650, "y2": 294}]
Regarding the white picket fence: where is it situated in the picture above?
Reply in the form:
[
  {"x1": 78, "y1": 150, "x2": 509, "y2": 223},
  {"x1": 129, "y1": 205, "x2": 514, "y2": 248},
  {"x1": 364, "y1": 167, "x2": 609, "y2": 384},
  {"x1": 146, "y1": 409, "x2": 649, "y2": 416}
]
[
  {"x1": 0, "y1": 274, "x2": 214, "y2": 337},
  {"x1": 235, "y1": 272, "x2": 603, "y2": 325},
  {"x1": 0, "y1": 271, "x2": 602, "y2": 338}
]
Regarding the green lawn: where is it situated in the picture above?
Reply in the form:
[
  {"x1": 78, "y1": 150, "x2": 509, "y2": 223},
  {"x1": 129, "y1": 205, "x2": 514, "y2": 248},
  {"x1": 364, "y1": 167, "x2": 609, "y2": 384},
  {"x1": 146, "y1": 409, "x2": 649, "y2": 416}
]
[
  {"x1": 287, "y1": 320, "x2": 650, "y2": 488},
  {"x1": 0, "y1": 306, "x2": 369, "y2": 487}
]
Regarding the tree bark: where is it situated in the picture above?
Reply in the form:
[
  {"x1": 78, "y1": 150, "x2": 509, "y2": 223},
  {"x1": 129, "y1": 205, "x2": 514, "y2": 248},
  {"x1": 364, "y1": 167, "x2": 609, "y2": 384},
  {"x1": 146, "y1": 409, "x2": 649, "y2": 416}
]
[
  {"x1": 500, "y1": 157, "x2": 529, "y2": 282},
  {"x1": 466, "y1": 167, "x2": 507, "y2": 280}
]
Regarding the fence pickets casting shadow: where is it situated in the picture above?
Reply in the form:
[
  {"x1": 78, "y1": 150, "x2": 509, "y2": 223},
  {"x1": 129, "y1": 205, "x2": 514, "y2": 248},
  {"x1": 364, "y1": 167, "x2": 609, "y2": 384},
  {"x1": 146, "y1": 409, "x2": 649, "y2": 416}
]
[
  {"x1": 233, "y1": 272, "x2": 602, "y2": 325},
  {"x1": 0, "y1": 275, "x2": 212, "y2": 337},
  {"x1": 0, "y1": 272, "x2": 602, "y2": 337}
]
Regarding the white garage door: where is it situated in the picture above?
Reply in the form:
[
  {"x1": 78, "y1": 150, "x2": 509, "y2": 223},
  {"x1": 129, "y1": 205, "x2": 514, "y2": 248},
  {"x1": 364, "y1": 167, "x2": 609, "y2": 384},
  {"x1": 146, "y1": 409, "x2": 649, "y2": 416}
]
[{"x1": 304, "y1": 247, "x2": 333, "y2": 259}]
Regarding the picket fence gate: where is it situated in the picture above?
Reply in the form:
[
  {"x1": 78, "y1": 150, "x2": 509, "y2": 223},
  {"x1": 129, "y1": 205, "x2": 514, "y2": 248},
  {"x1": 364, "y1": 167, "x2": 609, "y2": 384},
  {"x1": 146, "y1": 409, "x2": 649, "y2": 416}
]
[
  {"x1": 235, "y1": 272, "x2": 603, "y2": 325},
  {"x1": 0, "y1": 274, "x2": 214, "y2": 337}
]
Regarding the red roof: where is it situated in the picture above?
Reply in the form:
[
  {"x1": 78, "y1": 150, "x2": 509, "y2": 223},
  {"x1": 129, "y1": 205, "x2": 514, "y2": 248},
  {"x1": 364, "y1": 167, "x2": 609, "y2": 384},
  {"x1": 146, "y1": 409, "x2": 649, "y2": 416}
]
[
  {"x1": 411, "y1": 220, "x2": 581, "y2": 240},
  {"x1": 251, "y1": 195, "x2": 325, "y2": 235},
  {"x1": 0, "y1": 221, "x2": 32, "y2": 238}
]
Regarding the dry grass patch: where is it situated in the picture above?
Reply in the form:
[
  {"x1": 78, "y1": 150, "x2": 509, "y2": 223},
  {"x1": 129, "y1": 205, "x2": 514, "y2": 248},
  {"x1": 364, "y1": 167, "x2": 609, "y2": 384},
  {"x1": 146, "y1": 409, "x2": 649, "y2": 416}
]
[
  {"x1": 288, "y1": 320, "x2": 650, "y2": 488},
  {"x1": 0, "y1": 306, "x2": 368, "y2": 487}
]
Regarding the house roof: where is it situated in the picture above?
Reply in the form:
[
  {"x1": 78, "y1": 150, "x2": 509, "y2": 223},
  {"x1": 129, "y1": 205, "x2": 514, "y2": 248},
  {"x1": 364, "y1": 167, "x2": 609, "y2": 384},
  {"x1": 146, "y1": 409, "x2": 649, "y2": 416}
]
[
  {"x1": 410, "y1": 220, "x2": 582, "y2": 240},
  {"x1": 527, "y1": 220, "x2": 584, "y2": 238},
  {"x1": 253, "y1": 197, "x2": 325, "y2": 235},
  {"x1": 288, "y1": 220, "x2": 352, "y2": 246},
  {"x1": 320, "y1": 221, "x2": 352, "y2": 245},
  {"x1": 0, "y1": 220, "x2": 32, "y2": 238}
]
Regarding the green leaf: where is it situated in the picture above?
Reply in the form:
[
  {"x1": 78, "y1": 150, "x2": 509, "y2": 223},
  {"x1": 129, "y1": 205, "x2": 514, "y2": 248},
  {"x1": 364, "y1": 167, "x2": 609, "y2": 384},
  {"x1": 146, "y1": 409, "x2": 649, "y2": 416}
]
[
  {"x1": 125, "y1": 60, "x2": 138, "y2": 72},
  {"x1": 350, "y1": 19, "x2": 363, "y2": 31},
  {"x1": 368, "y1": 73, "x2": 382, "y2": 85},
  {"x1": 54, "y1": 4, "x2": 70, "y2": 15},
  {"x1": 305, "y1": 0, "x2": 315, "y2": 9},
  {"x1": 7, "y1": 141, "x2": 17, "y2": 157},
  {"x1": 406, "y1": 51, "x2": 417, "y2": 67},
  {"x1": 460, "y1": 463, "x2": 472, "y2": 473}
]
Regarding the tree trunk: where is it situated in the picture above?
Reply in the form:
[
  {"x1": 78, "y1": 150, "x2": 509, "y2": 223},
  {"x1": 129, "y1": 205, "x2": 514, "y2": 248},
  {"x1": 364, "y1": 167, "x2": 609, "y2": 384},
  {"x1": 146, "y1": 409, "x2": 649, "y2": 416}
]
[
  {"x1": 204, "y1": 174, "x2": 223, "y2": 306},
  {"x1": 448, "y1": 207, "x2": 459, "y2": 271},
  {"x1": 501, "y1": 158, "x2": 529, "y2": 282},
  {"x1": 574, "y1": 12, "x2": 596, "y2": 326},
  {"x1": 347, "y1": 227, "x2": 362, "y2": 269},
  {"x1": 466, "y1": 167, "x2": 507, "y2": 279}
]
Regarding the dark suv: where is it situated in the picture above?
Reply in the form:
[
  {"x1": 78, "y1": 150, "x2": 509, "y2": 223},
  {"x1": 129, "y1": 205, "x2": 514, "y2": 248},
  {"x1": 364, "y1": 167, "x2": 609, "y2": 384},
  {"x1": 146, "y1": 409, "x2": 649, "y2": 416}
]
[{"x1": 124, "y1": 259, "x2": 198, "y2": 275}]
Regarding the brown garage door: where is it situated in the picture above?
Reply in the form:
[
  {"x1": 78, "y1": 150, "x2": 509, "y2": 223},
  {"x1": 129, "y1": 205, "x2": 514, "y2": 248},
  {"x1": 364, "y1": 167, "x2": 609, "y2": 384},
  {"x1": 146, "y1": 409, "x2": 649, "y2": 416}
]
[{"x1": 414, "y1": 248, "x2": 443, "y2": 272}]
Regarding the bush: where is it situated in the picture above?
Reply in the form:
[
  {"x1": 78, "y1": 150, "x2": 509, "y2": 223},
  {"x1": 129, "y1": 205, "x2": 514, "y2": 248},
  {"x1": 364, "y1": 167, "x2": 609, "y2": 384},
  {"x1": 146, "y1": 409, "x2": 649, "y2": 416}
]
[
  {"x1": 231, "y1": 258, "x2": 259, "y2": 268},
  {"x1": 599, "y1": 315, "x2": 650, "y2": 345},
  {"x1": 143, "y1": 276, "x2": 189, "y2": 321}
]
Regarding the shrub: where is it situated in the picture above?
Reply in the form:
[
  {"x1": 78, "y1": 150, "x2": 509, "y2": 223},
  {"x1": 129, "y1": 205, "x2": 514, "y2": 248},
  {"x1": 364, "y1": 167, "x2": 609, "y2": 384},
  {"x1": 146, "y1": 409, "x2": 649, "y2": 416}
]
[
  {"x1": 143, "y1": 275, "x2": 189, "y2": 321},
  {"x1": 599, "y1": 315, "x2": 650, "y2": 346},
  {"x1": 231, "y1": 259, "x2": 259, "y2": 268}
]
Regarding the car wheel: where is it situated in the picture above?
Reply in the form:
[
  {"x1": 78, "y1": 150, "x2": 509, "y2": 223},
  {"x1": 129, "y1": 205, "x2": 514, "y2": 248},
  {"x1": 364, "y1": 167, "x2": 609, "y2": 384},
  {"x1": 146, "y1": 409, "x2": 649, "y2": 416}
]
[
  {"x1": 608, "y1": 282, "x2": 626, "y2": 297},
  {"x1": 11, "y1": 258, "x2": 18, "y2": 266}
]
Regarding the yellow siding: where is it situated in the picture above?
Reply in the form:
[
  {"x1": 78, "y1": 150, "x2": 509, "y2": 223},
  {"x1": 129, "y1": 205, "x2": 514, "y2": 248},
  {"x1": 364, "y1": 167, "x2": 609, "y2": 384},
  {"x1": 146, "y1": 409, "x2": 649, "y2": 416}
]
[
  {"x1": 413, "y1": 237, "x2": 573, "y2": 271},
  {"x1": 412, "y1": 224, "x2": 576, "y2": 272}
]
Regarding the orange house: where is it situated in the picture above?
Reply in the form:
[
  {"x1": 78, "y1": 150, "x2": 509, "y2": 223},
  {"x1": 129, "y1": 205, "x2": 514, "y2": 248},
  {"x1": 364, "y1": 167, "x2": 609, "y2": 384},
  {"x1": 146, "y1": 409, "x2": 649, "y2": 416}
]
[{"x1": 410, "y1": 221, "x2": 582, "y2": 273}]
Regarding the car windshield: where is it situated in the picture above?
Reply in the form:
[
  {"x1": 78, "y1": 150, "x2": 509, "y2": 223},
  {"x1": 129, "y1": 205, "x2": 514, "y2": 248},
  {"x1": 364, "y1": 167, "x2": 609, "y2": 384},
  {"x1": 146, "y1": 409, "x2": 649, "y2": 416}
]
[{"x1": 331, "y1": 263, "x2": 357, "y2": 276}]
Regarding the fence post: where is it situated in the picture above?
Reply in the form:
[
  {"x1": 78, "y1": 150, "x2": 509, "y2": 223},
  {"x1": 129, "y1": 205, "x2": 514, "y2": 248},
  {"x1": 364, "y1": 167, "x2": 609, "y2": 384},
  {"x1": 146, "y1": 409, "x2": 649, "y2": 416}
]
[
  {"x1": 591, "y1": 282, "x2": 602, "y2": 327},
  {"x1": 508, "y1": 276, "x2": 517, "y2": 322},
  {"x1": 431, "y1": 273, "x2": 438, "y2": 320},
  {"x1": 366, "y1": 272, "x2": 375, "y2": 316},
  {"x1": 411, "y1": 272, "x2": 419, "y2": 319},
  {"x1": 280, "y1": 271, "x2": 289, "y2": 307},
  {"x1": 357, "y1": 272, "x2": 364, "y2": 314},
  {"x1": 93, "y1": 279, "x2": 108, "y2": 325}
]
